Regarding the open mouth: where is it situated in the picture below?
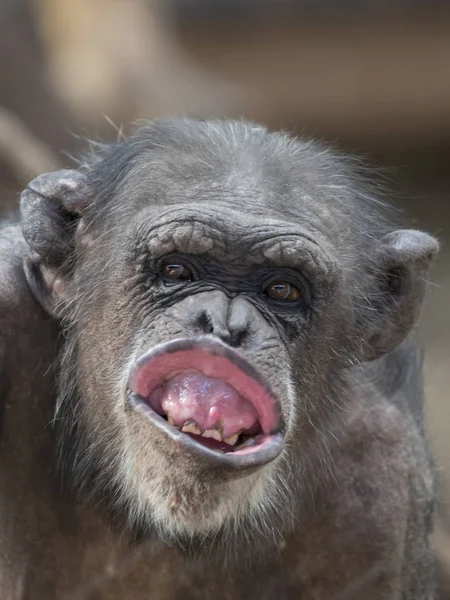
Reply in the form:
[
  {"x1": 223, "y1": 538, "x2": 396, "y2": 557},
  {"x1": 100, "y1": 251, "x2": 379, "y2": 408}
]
[{"x1": 126, "y1": 337, "x2": 284, "y2": 470}]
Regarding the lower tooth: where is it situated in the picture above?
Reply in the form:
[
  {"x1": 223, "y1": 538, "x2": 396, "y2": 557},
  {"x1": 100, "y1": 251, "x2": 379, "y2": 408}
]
[
  {"x1": 202, "y1": 429, "x2": 222, "y2": 442},
  {"x1": 224, "y1": 434, "x2": 239, "y2": 446},
  {"x1": 168, "y1": 415, "x2": 175, "y2": 426}
]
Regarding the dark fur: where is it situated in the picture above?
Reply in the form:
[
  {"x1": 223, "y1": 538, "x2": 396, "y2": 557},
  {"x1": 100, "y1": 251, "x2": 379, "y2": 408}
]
[{"x1": 0, "y1": 119, "x2": 439, "y2": 598}]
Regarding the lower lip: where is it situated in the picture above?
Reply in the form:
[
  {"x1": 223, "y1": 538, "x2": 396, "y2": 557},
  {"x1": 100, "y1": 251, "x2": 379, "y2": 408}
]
[{"x1": 127, "y1": 392, "x2": 285, "y2": 469}]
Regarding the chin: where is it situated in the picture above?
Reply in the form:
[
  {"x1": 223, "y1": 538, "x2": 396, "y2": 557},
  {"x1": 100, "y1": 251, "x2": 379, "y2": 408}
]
[{"x1": 56, "y1": 334, "x2": 293, "y2": 549}]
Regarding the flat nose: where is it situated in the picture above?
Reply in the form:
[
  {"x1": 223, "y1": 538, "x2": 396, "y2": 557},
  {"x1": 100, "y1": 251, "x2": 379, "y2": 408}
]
[{"x1": 167, "y1": 291, "x2": 269, "y2": 349}]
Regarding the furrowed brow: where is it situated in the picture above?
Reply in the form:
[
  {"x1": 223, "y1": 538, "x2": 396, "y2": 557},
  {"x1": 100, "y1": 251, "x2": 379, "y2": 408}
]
[
  {"x1": 245, "y1": 232, "x2": 336, "y2": 282},
  {"x1": 137, "y1": 217, "x2": 228, "y2": 260}
]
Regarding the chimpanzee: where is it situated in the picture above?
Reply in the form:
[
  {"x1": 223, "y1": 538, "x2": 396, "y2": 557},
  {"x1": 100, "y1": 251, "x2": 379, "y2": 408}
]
[{"x1": 0, "y1": 119, "x2": 439, "y2": 599}]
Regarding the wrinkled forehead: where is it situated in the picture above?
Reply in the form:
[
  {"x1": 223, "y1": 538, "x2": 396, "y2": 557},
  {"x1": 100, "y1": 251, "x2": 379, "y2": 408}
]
[
  {"x1": 115, "y1": 148, "x2": 343, "y2": 235},
  {"x1": 116, "y1": 149, "x2": 273, "y2": 209}
]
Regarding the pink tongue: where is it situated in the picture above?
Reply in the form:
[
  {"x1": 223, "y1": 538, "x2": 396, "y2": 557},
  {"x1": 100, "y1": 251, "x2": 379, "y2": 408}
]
[{"x1": 154, "y1": 372, "x2": 258, "y2": 439}]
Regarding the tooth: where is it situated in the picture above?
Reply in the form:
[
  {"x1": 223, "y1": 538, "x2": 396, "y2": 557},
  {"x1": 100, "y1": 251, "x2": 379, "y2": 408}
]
[
  {"x1": 202, "y1": 428, "x2": 222, "y2": 442},
  {"x1": 224, "y1": 434, "x2": 239, "y2": 446},
  {"x1": 167, "y1": 415, "x2": 175, "y2": 426},
  {"x1": 181, "y1": 420, "x2": 201, "y2": 435}
]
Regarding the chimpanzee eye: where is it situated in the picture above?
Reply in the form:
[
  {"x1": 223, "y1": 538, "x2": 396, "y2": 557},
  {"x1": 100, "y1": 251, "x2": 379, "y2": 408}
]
[
  {"x1": 265, "y1": 280, "x2": 301, "y2": 302},
  {"x1": 160, "y1": 260, "x2": 193, "y2": 282}
]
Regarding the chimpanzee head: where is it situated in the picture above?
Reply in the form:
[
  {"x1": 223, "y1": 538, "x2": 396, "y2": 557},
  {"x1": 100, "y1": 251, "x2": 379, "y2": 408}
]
[{"x1": 20, "y1": 119, "x2": 438, "y2": 549}]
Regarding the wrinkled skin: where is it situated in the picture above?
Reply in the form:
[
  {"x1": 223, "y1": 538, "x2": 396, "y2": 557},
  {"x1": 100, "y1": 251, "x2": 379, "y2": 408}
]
[{"x1": 0, "y1": 119, "x2": 439, "y2": 598}]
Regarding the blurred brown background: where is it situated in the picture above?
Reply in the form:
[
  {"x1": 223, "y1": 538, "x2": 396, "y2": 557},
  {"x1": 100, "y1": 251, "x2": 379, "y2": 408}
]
[{"x1": 0, "y1": 0, "x2": 449, "y2": 596}]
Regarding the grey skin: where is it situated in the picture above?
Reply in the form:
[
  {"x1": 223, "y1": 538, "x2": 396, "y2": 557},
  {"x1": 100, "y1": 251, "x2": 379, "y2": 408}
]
[{"x1": 0, "y1": 119, "x2": 439, "y2": 599}]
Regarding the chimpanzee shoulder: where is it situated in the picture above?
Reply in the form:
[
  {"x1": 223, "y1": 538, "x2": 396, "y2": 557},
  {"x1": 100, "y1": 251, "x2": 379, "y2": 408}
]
[{"x1": 0, "y1": 220, "x2": 57, "y2": 436}]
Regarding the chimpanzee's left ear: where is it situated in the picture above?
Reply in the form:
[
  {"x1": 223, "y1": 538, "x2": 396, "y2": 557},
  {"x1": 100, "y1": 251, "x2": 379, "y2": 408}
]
[
  {"x1": 20, "y1": 169, "x2": 93, "y2": 317},
  {"x1": 360, "y1": 229, "x2": 439, "y2": 361}
]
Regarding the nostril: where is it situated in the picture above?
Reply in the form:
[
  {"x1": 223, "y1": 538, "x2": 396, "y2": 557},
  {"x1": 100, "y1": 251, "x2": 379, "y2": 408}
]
[
  {"x1": 228, "y1": 329, "x2": 247, "y2": 348},
  {"x1": 197, "y1": 311, "x2": 214, "y2": 335}
]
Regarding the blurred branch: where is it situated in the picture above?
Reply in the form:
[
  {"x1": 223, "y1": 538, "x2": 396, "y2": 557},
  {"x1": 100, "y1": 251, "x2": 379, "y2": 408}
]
[
  {"x1": 32, "y1": 0, "x2": 241, "y2": 128},
  {"x1": 0, "y1": 0, "x2": 83, "y2": 155}
]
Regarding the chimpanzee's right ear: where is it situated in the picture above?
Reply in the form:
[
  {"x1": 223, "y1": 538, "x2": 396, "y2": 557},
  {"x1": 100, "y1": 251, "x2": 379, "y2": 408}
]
[{"x1": 20, "y1": 169, "x2": 93, "y2": 317}]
